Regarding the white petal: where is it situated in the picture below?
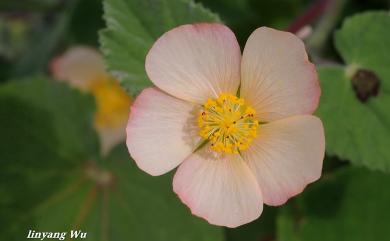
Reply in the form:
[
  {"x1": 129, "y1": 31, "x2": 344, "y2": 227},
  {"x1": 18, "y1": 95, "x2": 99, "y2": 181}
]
[
  {"x1": 173, "y1": 145, "x2": 263, "y2": 228},
  {"x1": 241, "y1": 115, "x2": 325, "y2": 205},
  {"x1": 146, "y1": 23, "x2": 241, "y2": 104},
  {"x1": 51, "y1": 46, "x2": 105, "y2": 90},
  {"x1": 126, "y1": 88, "x2": 201, "y2": 176},
  {"x1": 241, "y1": 27, "x2": 320, "y2": 121}
]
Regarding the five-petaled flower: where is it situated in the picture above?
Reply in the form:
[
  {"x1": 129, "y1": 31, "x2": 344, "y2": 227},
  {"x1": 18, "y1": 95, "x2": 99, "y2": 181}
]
[
  {"x1": 126, "y1": 23, "x2": 325, "y2": 228},
  {"x1": 51, "y1": 46, "x2": 131, "y2": 155}
]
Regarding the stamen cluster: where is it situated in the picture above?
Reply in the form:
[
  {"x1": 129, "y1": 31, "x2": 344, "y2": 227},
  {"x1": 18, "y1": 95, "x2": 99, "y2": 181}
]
[{"x1": 198, "y1": 93, "x2": 259, "y2": 154}]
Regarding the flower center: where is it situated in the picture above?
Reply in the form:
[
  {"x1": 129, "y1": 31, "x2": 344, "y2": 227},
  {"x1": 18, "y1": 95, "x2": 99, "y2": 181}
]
[
  {"x1": 198, "y1": 93, "x2": 259, "y2": 154},
  {"x1": 89, "y1": 75, "x2": 131, "y2": 128}
]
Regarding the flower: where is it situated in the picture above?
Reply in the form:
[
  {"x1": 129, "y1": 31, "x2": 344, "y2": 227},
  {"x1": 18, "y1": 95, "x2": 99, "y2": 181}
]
[
  {"x1": 126, "y1": 23, "x2": 325, "y2": 227},
  {"x1": 51, "y1": 46, "x2": 131, "y2": 155}
]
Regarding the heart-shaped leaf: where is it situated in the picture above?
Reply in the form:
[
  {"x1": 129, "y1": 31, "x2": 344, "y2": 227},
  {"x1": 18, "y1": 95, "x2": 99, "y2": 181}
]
[
  {"x1": 316, "y1": 11, "x2": 390, "y2": 172},
  {"x1": 0, "y1": 78, "x2": 223, "y2": 241},
  {"x1": 0, "y1": 77, "x2": 98, "y2": 240}
]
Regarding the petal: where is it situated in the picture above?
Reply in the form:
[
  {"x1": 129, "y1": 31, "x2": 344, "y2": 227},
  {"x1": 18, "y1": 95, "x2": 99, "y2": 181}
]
[
  {"x1": 51, "y1": 46, "x2": 106, "y2": 90},
  {"x1": 126, "y1": 88, "x2": 201, "y2": 176},
  {"x1": 240, "y1": 27, "x2": 320, "y2": 122},
  {"x1": 146, "y1": 23, "x2": 241, "y2": 104},
  {"x1": 173, "y1": 145, "x2": 263, "y2": 228},
  {"x1": 96, "y1": 123, "x2": 126, "y2": 156},
  {"x1": 241, "y1": 115, "x2": 325, "y2": 206}
]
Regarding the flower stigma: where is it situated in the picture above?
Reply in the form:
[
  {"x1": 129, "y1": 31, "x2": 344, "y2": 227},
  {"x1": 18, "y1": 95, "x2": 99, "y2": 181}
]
[{"x1": 198, "y1": 93, "x2": 259, "y2": 154}]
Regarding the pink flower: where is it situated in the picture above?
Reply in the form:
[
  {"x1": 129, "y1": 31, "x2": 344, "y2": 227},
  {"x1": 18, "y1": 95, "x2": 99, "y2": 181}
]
[
  {"x1": 126, "y1": 23, "x2": 325, "y2": 227},
  {"x1": 51, "y1": 46, "x2": 131, "y2": 155}
]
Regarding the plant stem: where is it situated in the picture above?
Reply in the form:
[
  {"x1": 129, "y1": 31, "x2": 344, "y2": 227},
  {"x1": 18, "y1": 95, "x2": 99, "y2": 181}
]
[{"x1": 287, "y1": 0, "x2": 330, "y2": 33}]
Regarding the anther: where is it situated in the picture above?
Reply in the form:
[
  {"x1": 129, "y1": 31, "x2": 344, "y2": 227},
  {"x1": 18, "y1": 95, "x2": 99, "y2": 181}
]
[{"x1": 198, "y1": 93, "x2": 258, "y2": 154}]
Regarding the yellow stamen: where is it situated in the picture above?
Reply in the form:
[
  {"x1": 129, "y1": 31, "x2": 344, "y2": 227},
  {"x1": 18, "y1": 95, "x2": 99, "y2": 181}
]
[
  {"x1": 89, "y1": 75, "x2": 131, "y2": 128},
  {"x1": 198, "y1": 93, "x2": 259, "y2": 154}
]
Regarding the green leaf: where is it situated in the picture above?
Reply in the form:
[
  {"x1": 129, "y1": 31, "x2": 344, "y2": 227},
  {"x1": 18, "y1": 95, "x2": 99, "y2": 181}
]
[
  {"x1": 0, "y1": 78, "x2": 100, "y2": 161},
  {"x1": 335, "y1": 11, "x2": 390, "y2": 73},
  {"x1": 0, "y1": 96, "x2": 63, "y2": 241},
  {"x1": 0, "y1": 77, "x2": 99, "y2": 240},
  {"x1": 316, "y1": 11, "x2": 390, "y2": 172},
  {"x1": 0, "y1": 78, "x2": 221, "y2": 241},
  {"x1": 33, "y1": 144, "x2": 224, "y2": 241},
  {"x1": 277, "y1": 167, "x2": 390, "y2": 241},
  {"x1": 99, "y1": 0, "x2": 221, "y2": 96}
]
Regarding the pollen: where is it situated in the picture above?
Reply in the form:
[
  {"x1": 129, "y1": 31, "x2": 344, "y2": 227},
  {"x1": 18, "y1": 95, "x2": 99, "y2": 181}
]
[{"x1": 198, "y1": 93, "x2": 259, "y2": 154}]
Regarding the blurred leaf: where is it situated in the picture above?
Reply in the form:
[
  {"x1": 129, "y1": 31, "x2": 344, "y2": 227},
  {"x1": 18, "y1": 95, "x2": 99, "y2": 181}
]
[
  {"x1": 10, "y1": 13, "x2": 69, "y2": 77},
  {"x1": 10, "y1": 0, "x2": 79, "y2": 77},
  {"x1": 69, "y1": 0, "x2": 104, "y2": 46},
  {"x1": 0, "y1": 96, "x2": 64, "y2": 241},
  {"x1": 277, "y1": 167, "x2": 390, "y2": 241},
  {"x1": 0, "y1": 77, "x2": 98, "y2": 240},
  {"x1": 0, "y1": 0, "x2": 60, "y2": 12},
  {"x1": 99, "y1": 0, "x2": 220, "y2": 96},
  {"x1": 34, "y1": 144, "x2": 224, "y2": 241},
  {"x1": 0, "y1": 17, "x2": 30, "y2": 60},
  {"x1": 316, "y1": 11, "x2": 390, "y2": 172},
  {"x1": 0, "y1": 77, "x2": 222, "y2": 241},
  {"x1": 0, "y1": 77, "x2": 99, "y2": 161},
  {"x1": 225, "y1": 206, "x2": 277, "y2": 241}
]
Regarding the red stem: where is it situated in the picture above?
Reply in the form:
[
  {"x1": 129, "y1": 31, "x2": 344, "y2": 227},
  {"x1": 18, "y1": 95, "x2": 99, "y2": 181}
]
[{"x1": 287, "y1": 0, "x2": 331, "y2": 33}]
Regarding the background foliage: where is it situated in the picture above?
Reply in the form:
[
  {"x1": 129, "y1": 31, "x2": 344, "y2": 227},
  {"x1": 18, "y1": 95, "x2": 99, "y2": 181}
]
[{"x1": 1, "y1": 0, "x2": 390, "y2": 241}]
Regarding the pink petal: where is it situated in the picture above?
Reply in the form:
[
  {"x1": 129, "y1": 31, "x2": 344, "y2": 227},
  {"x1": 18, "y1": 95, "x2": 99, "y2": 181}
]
[
  {"x1": 240, "y1": 27, "x2": 320, "y2": 122},
  {"x1": 173, "y1": 145, "x2": 263, "y2": 228},
  {"x1": 126, "y1": 88, "x2": 201, "y2": 176},
  {"x1": 50, "y1": 46, "x2": 106, "y2": 90},
  {"x1": 96, "y1": 123, "x2": 126, "y2": 156},
  {"x1": 146, "y1": 23, "x2": 241, "y2": 104},
  {"x1": 241, "y1": 115, "x2": 325, "y2": 206}
]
